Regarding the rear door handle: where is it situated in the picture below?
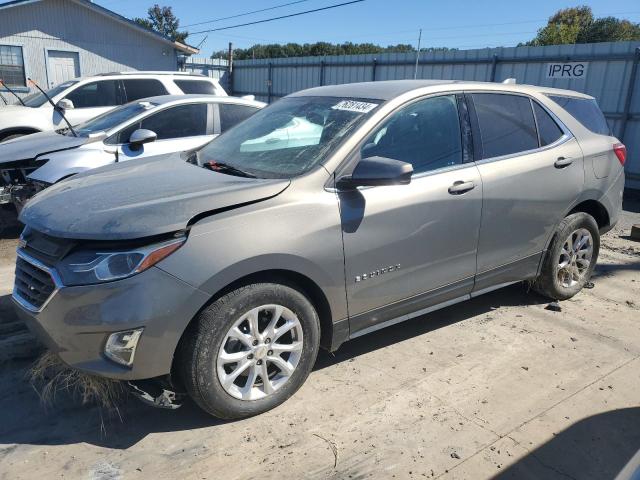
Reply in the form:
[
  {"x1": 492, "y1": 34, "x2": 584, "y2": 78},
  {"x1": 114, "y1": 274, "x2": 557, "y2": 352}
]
[
  {"x1": 448, "y1": 180, "x2": 475, "y2": 195},
  {"x1": 554, "y1": 157, "x2": 573, "y2": 168}
]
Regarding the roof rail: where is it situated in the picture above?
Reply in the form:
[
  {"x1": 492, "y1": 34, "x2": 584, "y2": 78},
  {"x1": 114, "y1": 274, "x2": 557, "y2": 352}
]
[{"x1": 94, "y1": 71, "x2": 206, "y2": 77}]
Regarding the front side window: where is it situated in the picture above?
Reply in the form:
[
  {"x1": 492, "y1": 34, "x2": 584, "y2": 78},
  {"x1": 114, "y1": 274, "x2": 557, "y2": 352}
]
[
  {"x1": 361, "y1": 95, "x2": 462, "y2": 174},
  {"x1": 219, "y1": 103, "x2": 260, "y2": 131},
  {"x1": 0, "y1": 45, "x2": 25, "y2": 87},
  {"x1": 122, "y1": 79, "x2": 168, "y2": 102},
  {"x1": 64, "y1": 80, "x2": 119, "y2": 108},
  {"x1": 472, "y1": 93, "x2": 538, "y2": 159},
  {"x1": 175, "y1": 79, "x2": 217, "y2": 95},
  {"x1": 533, "y1": 102, "x2": 564, "y2": 146},
  {"x1": 197, "y1": 96, "x2": 381, "y2": 179},
  {"x1": 548, "y1": 95, "x2": 610, "y2": 136},
  {"x1": 114, "y1": 103, "x2": 208, "y2": 143}
]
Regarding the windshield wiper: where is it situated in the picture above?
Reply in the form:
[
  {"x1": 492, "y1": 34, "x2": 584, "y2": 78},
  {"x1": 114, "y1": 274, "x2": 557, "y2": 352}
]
[
  {"x1": 204, "y1": 161, "x2": 256, "y2": 178},
  {"x1": 28, "y1": 78, "x2": 77, "y2": 137},
  {"x1": 0, "y1": 79, "x2": 25, "y2": 106}
]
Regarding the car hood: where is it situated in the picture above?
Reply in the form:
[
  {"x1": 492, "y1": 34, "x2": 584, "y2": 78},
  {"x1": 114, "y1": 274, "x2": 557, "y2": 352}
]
[
  {"x1": 0, "y1": 130, "x2": 88, "y2": 163},
  {"x1": 20, "y1": 154, "x2": 291, "y2": 240}
]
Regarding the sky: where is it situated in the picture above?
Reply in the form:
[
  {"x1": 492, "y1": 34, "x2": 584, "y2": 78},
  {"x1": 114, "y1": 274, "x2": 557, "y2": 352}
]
[{"x1": 93, "y1": 0, "x2": 640, "y2": 57}]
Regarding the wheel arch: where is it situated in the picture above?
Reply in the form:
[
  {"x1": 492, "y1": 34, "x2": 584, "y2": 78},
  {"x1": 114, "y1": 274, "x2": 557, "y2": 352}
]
[
  {"x1": 172, "y1": 267, "x2": 338, "y2": 379},
  {"x1": 537, "y1": 197, "x2": 608, "y2": 276},
  {"x1": 568, "y1": 199, "x2": 610, "y2": 231},
  {"x1": 0, "y1": 127, "x2": 41, "y2": 142}
]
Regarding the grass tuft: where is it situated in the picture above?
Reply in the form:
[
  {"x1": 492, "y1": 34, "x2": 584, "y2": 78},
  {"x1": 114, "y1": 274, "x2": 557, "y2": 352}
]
[{"x1": 27, "y1": 351, "x2": 127, "y2": 410}]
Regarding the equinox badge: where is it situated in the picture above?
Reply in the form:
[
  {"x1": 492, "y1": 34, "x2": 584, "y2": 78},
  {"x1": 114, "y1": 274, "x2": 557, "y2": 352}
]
[{"x1": 355, "y1": 264, "x2": 401, "y2": 283}]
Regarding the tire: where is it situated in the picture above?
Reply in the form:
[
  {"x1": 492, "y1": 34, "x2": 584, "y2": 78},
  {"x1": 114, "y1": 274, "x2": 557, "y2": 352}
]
[
  {"x1": 533, "y1": 212, "x2": 600, "y2": 300},
  {"x1": 178, "y1": 283, "x2": 321, "y2": 419}
]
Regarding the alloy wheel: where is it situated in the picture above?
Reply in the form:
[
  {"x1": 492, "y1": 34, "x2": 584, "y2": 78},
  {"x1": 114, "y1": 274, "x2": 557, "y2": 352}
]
[
  {"x1": 557, "y1": 228, "x2": 593, "y2": 288},
  {"x1": 217, "y1": 304, "x2": 304, "y2": 400}
]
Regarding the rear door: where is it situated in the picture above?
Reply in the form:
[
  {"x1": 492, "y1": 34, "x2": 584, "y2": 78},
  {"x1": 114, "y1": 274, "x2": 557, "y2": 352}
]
[
  {"x1": 340, "y1": 94, "x2": 483, "y2": 335},
  {"x1": 469, "y1": 92, "x2": 584, "y2": 291},
  {"x1": 111, "y1": 102, "x2": 214, "y2": 160}
]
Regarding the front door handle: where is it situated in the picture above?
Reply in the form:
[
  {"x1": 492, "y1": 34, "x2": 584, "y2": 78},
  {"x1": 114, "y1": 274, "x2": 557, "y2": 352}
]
[
  {"x1": 448, "y1": 180, "x2": 475, "y2": 195},
  {"x1": 554, "y1": 157, "x2": 573, "y2": 168}
]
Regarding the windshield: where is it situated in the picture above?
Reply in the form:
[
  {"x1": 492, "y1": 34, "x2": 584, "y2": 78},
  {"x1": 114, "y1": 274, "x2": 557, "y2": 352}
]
[
  {"x1": 69, "y1": 101, "x2": 158, "y2": 137},
  {"x1": 21, "y1": 80, "x2": 79, "y2": 107},
  {"x1": 197, "y1": 96, "x2": 381, "y2": 179}
]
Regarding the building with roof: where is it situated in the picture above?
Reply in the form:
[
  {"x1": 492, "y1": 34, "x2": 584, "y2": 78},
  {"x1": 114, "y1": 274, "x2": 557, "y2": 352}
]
[{"x1": 0, "y1": 0, "x2": 198, "y2": 100}]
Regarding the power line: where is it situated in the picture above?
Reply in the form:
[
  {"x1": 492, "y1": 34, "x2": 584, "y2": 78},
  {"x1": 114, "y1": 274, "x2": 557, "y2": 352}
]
[
  {"x1": 183, "y1": 0, "x2": 315, "y2": 28},
  {"x1": 188, "y1": 0, "x2": 366, "y2": 35}
]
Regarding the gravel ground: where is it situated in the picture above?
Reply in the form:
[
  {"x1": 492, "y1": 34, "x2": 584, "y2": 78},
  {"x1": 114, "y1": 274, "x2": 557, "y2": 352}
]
[{"x1": 0, "y1": 198, "x2": 638, "y2": 480}]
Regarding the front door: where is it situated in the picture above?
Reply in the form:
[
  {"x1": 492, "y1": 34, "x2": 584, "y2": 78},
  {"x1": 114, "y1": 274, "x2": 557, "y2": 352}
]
[
  {"x1": 339, "y1": 94, "x2": 483, "y2": 336},
  {"x1": 111, "y1": 102, "x2": 215, "y2": 161},
  {"x1": 469, "y1": 92, "x2": 585, "y2": 290}
]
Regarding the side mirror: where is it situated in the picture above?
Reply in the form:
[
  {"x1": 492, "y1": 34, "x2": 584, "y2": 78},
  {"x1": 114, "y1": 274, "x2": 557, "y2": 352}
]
[
  {"x1": 56, "y1": 99, "x2": 74, "y2": 110},
  {"x1": 337, "y1": 156, "x2": 413, "y2": 189},
  {"x1": 128, "y1": 129, "x2": 157, "y2": 149}
]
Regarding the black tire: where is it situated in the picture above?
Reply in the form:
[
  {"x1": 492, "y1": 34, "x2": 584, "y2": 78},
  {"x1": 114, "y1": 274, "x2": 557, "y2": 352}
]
[
  {"x1": 178, "y1": 283, "x2": 320, "y2": 419},
  {"x1": 533, "y1": 212, "x2": 600, "y2": 300}
]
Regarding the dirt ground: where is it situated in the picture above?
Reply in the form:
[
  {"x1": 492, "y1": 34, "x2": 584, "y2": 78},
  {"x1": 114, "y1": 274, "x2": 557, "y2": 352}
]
[{"x1": 0, "y1": 199, "x2": 639, "y2": 480}]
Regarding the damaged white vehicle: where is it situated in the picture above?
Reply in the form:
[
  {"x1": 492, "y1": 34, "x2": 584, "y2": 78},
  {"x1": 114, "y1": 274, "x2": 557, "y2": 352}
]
[{"x1": 0, "y1": 95, "x2": 265, "y2": 210}]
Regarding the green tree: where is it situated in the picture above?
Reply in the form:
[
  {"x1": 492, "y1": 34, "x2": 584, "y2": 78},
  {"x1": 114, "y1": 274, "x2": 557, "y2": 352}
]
[
  {"x1": 212, "y1": 42, "x2": 449, "y2": 60},
  {"x1": 527, "y1": 6, "x2": 640, "y2": 46},
  {"x1": 134, "y1": 5, "x2": 188, "y2": 43}
]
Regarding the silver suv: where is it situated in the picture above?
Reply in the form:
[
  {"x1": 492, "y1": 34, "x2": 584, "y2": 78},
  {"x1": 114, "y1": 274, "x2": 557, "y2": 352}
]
[{"x1": 13, "y1": 80, "x2": 625, "y2": 418}]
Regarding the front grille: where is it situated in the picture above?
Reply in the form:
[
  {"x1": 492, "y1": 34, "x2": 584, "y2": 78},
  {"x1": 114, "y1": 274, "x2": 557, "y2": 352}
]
[
  {"x1": 14, "y1": 255, "x2": 57, "y2": 311},
  {"x1": 20, "y1": 226, "x2": 75, "y2": 266}
]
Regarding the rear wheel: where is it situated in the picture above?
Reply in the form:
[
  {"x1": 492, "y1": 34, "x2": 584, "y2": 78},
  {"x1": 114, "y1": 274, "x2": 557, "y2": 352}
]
[
  {"x1": 179, "y1": 283, "x2": 320, "y2": 419},
  {"x1": 534, "y1": 212, "x2": 599, "y2": 300}
]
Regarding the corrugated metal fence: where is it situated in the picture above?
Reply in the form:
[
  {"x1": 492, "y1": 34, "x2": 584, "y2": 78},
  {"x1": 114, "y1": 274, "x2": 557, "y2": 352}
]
[
  {"x1": 182, "y1": 57, "x2": 230, "y2": 92},
  {"x1": 231, "y1": 41, "x2": 640, "y2": 189}
]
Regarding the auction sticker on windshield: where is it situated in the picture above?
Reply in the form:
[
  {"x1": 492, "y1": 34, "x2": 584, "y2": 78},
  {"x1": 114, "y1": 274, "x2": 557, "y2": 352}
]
[{"x1": 332, "y1": 100, "x2": 378, "y2": 113}]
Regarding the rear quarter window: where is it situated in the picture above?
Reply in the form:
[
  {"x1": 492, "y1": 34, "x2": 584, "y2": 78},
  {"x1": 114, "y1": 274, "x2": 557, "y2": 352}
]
[
  {"x1": 219, "y1": 103, "x2": 260, "y2": 131},
  {"x1": 548, "y1": 95, "x2": 610, "y2": 136},
  {"x1": 174, "y1": 80, "x2": 217, "y2": 95},
  {"x1": 122, "y1": 79, "x2": 168, "y2": 102}
]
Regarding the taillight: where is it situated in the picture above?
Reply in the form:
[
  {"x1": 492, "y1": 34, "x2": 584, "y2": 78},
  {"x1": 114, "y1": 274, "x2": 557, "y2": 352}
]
[{"x1": 613, "y1": 143, "x2": 626, "y2": 166}]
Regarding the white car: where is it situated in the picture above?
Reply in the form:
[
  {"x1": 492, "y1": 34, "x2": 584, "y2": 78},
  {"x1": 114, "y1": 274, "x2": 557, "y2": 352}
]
[
  {"x1": 0, "y1": 95, "x2": 264, "y2": 210},
  {"x1": 0, "y1": 72, "x2": 227, "y2": 142}
]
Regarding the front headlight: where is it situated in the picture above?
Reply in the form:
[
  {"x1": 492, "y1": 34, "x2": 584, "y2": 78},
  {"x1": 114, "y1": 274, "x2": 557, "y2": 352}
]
[{"x1": 57, "y1": 237, "x2": 185, "y2": 286}]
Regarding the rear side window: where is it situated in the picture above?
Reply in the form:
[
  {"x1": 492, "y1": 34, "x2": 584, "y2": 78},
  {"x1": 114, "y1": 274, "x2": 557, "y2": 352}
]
[
  {"x1": 548, "y1": 95, "x2": 610, "y2": 136},
  {"x1": 219, "y1": 104, "x2": 259, "y2": 131},
  {"x1": 362, "y1": 95, "x2": 462, "y2": 174},
  {"x1": 64, "y1": 80, "x2": 120, "y2": 108},
  {"x1": 472, "y1": 93, "x2": 538, "y2": 159},
  {"x1": 533, "y1": 102, "x2": 564, "y2": 146},
  {"x1": 175, "y1": 80, "x2": 217, "y2": 95},
  {"x1": 122, "y1": 79, "x2": 168, "y2": 102}
]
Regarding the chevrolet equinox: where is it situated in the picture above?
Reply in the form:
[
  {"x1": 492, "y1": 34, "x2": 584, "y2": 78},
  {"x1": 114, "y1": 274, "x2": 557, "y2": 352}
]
[{"x1": 13, "y1": 80, "x2": 625, "y2": 418}]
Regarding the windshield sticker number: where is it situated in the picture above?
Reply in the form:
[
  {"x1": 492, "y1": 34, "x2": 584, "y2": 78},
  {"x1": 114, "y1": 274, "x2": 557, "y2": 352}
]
[{"x1": 331, "y1": 100, "x2": 378, "y2": 113}]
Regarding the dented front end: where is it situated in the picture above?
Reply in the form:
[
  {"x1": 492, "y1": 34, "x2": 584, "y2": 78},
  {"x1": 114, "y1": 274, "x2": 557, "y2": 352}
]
[{"x1": 0, "y1": 159, "x2": 49, "y2": 209}]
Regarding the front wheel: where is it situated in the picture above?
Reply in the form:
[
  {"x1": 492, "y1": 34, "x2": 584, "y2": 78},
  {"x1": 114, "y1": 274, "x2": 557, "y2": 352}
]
[
  {"x1": 178, "y1": 283, "x2": 320, "y2": 419},
  {"x1": 533, "y1": 212, "x2": 600, "y2": 300}
]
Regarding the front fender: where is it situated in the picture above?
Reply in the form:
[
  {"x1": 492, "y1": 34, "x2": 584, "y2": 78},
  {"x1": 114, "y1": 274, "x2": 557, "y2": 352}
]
[{"x1": 27, "y1": 148, "x2": 114, "y2": 183}]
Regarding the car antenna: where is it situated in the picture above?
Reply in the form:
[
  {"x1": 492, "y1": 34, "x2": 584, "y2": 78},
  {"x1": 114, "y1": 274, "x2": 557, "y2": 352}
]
[
  {"x1": 0, "y1": 79, "x2": 26, "y2": 106},
  {"x1": 0, "y1": 90, "x2": 6, "y2": 105},
  {"x1": 27, "y1": 78, "x2": 77, "y2": 137}
]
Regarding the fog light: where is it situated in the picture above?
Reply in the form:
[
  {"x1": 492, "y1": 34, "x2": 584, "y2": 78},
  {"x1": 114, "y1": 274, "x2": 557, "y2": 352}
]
[{"x1": 104, "y1": 328, "x2": 144, "y2": 367}]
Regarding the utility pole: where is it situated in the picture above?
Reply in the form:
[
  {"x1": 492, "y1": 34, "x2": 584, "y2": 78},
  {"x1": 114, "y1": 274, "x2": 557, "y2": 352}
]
[
  {"x1": 414, "y1": 28, "x2": 422, "y2": 80},
  {"x1": 228, "y1": 42, "x2": 234, "y2": 95}
]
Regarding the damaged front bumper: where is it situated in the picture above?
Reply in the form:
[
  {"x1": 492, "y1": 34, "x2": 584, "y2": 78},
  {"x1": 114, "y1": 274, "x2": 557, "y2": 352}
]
[
  {"x1": 1, "y1": 159, "x2": 49, "y2": 208},
  {"x1": 13, "y1": 260, "x2": 210, "y2": 381}
]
